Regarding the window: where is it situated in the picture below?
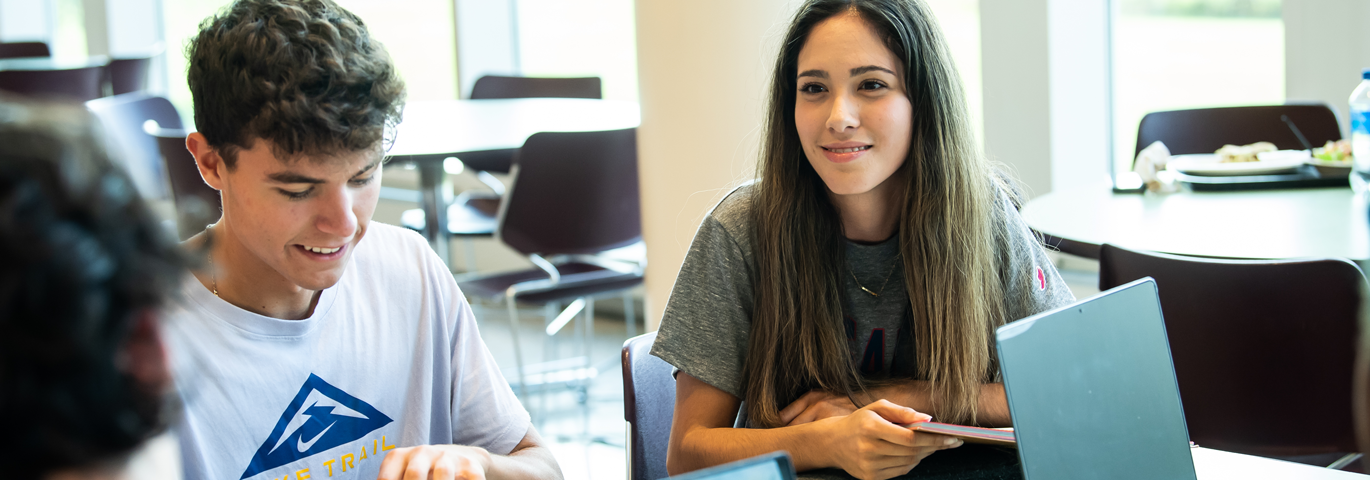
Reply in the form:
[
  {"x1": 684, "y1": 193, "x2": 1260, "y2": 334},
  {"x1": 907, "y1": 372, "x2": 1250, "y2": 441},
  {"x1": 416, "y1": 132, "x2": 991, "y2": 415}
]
[
  {"x1": 1111, "y1": 0, "x2": 1285, "y2": 174},
  {"x1": 161, "y1": 0, "x2": 458, "y2": 124},
  {"x1": 514, "y1": 0, "x2": 638, "y2": 102}
]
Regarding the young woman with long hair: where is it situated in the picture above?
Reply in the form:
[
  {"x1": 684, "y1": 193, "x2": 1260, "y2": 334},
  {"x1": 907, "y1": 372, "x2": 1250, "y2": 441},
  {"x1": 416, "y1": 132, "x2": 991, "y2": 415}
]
[{"x1": 650, "y1": 0, "x2": 1075, "y2": 478}]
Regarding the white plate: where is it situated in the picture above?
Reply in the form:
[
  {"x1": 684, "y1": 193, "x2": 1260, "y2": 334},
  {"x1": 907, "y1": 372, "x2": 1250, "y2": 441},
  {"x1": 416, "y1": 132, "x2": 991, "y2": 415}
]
[{"x1": 1167, "y1": 153, "x2": 1305, "y2": 176}]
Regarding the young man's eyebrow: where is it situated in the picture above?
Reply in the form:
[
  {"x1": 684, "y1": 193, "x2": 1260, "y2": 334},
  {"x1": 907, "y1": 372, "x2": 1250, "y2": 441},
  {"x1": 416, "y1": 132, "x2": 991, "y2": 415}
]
[
  {"x1": 266, "y1": 171, "x2": 325, "y2": 184},
  {"x1": 352, "y1": 157, "x2": 382, "y2": 178},
  {"x1": 851, "y1": 65, "x2": 896, "y2": 76},
  {"x1": 797, "y1": 69, "x2": 828, "y2": 79}
]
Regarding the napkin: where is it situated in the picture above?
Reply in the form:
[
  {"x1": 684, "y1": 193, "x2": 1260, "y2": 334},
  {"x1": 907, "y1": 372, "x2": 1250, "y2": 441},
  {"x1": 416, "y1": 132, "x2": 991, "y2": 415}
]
[{"x1": 1134, "y1": 140, "x2": 1179, "y2": 193}]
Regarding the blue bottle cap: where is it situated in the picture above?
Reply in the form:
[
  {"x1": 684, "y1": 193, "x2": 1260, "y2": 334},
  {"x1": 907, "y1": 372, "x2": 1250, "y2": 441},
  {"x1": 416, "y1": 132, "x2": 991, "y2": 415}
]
[{"x1": 1363, "y1": 68, "x2": 1370, "y2": 80}]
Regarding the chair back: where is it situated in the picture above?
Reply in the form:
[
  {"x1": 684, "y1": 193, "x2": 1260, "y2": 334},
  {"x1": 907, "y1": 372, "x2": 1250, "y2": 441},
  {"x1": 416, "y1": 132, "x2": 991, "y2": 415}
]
[
  {"x1": 622, "y1": 332, "x2": 675, "y2": 480},
  {"x1": 85, "y1": 93, "x2": 182, "y2": 199},
  {"x1": 469, "y1": 75, "x2": 601, "y2": 100},
  {"x1": 0, "y1": 42, "x2": 50, "y2": 59},
  {"x1": 154, "y1": 130, "x2": 221, "y2": 240},
  {"x1": 108, "y1": 57, "x2": 151, "y2": 95},
  {"x1": 0, "y1": 66, "x2": 105, "y2": 102},
  {"x1": 1135, "y1": 104, "x2": 1342, "y2": 156},
  {"x1": 497, "y1": 128, "x2": 639, "y2": 255},
  {"x1": 1098, "y1": 244, "x2": 1364, "y2": 456}
]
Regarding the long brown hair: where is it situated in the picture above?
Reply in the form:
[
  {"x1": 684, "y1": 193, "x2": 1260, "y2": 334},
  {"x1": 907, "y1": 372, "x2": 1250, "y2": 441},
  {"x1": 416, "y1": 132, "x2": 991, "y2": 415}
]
[{"x1": 742, "y1": 0, "x2": 1015, "y2": 427}]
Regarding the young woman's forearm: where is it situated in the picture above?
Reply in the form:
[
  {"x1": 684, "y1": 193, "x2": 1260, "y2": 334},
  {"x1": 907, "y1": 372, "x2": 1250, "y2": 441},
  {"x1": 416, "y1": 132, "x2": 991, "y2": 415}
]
[
  {"x1": 875, "y1": 381, "x2": 1011, "y2": 427},
  {"x1": 669, "y1": 420, "x2": 833, "y2": 474}
]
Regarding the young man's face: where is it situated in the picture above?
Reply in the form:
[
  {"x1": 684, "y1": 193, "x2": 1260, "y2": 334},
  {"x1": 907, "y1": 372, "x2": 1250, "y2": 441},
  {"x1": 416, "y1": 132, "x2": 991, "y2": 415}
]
[{"x1": 219, "y1": 139, "x2": 382, "y2": 291}]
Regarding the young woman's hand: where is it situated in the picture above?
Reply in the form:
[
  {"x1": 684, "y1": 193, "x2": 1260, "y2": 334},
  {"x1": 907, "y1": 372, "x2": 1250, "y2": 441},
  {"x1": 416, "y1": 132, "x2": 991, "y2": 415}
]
[
  {"x1": 814, "y1": 399, "x2": 961, "y2": 480},
  {"x1": 780, "y1": 390, "x2": 859, "y2": 425}
]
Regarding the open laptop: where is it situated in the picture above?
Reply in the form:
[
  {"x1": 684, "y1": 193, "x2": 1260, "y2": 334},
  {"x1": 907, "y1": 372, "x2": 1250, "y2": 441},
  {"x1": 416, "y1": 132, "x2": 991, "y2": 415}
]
[
  {"x1": 996, "y1": 278, "x2": 1198, "y2": 479},
  {"x1": 666, "y1": 451, "x2": 796, "y2": 480}
]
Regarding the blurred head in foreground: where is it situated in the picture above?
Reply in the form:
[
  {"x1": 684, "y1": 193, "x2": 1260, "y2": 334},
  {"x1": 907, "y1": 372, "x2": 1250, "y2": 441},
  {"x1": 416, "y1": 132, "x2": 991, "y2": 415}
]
[{"x1": 0, "y1": 97, "x2": 187, "y2": 479}]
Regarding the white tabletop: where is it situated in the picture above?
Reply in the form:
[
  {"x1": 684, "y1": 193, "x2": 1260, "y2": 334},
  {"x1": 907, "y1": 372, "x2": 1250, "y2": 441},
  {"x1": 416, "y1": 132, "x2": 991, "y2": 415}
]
[
  {"x1": 1020, "y1": 183, "x2": 1369, "y2": 261},
  {"x1": 0, "y1": 55, "x2": 108, "y2": 71},
  {"x1": 1193, "y1": 447, "x2": 1366, "y2": 479},
  {"x1": 388, "y1": 98, "x2": 641, "y2": 157}
]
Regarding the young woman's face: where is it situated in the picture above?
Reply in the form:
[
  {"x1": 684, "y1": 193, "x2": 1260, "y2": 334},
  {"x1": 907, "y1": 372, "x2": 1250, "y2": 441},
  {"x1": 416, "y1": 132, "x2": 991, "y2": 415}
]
[{"x1": 794, "y1": 13, "x2": 912, "y2": 198}]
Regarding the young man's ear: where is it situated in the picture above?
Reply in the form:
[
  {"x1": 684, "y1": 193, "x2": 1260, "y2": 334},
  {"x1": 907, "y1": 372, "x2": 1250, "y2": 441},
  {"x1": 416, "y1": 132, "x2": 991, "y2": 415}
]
[{"x1": 186, "y1": 132, "x2": 226, "y2": 191}]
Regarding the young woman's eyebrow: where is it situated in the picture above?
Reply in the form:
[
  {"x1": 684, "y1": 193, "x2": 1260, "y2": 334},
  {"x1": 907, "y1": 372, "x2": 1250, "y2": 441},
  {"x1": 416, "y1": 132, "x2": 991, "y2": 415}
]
[
  {"x1": 797, "y1": 69, "x2": 828, "y2": 79},
  {"x1": 850, "y1": 65, "x2": 896, "y2": 76}
]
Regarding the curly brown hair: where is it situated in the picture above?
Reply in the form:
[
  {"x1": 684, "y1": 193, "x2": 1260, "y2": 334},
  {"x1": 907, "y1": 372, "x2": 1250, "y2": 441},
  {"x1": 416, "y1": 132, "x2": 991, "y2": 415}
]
[{"x1": 187, "y1": 0, "x2": 406, "y2": 167}]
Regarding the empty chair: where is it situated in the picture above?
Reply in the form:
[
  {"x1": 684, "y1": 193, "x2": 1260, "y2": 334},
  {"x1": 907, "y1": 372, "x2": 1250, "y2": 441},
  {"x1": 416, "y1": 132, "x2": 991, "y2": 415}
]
[
  {"x1": 469, "y1": 75, "x2": 602, "y2": 101},
  {"x1": 622, "y1": 332, "x2": 675, "y2": 480},
  {"x1": 107, "y1": 57, "x2": 151, "y2": 95},
  {"x1": 1135, "y1": 104, "x2": 1342, "y2": 157},
  {"x1": 0, "y1": 65, "x2": 105, "y2": 102},
  {"x1": 0, "y1": 42, "x2": 50, "y2": 59},
  {"x1": 400, "y1": 76, "x2": 606, "y2": 273},
  {"x1": 153, "y1": 129, "x2": 221, "y2": 240},
  {"x1": 1099, "y1": 243, "x2": 1364, "y2": 468},
  {"x1": 458, "y1": 128, "x2": 643, "y2": 400},
  {"x1": 85, "y1": 93, "x2": 182, "y2": 199}
]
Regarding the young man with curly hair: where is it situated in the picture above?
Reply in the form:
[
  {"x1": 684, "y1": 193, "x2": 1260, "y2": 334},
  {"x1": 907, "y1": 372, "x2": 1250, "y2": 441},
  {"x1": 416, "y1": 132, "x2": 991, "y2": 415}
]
[{"x1": 162, "y1": 1, "x2": 561, "y2": 479}]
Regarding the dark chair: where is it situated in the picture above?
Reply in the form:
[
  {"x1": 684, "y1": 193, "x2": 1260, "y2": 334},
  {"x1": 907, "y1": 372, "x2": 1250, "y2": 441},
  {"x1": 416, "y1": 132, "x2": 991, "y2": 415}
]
[
  {"x1": 107, "y1": 57, "x2": 151, "y2": 95},
  {"x1": 400, "y1": 76, "x2": 605, "y2": 273},
  {"x1": 153, "y1": 129, "x2": 221, "y2": 240},
  {"x1": 1099, "y1": 244, "x2": 1364, "y2": 468},
  {"x1": 0, "y1": 65, "x2": 105, "y2": 102},
  {"x1": 0, "y1": 42, "x2": 50, "y2": 59},
  {"x1": 85, "y1": 93, "x2": 181, "y2": 199},
  {"x1": 622, "y1": 332, "x2": 675, "y2": 480},
  {"x1": 1135, "y1": 104, "x2": 1342, "y2": 157},
  {"x1": 458, "y1": 128, "x2": 643, "y2": 401},
  {"x1": 469, "y1": 75, "x2": 602, "y2": 101}
]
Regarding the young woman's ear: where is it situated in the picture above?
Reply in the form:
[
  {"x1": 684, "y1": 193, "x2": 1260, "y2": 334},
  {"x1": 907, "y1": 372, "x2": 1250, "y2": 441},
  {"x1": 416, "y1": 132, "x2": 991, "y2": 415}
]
[
  {"x1": 186, "y1": 132, "x2": 225, "y2": 191},
  {"x1": 116, "y1": 310, "x2": 170, "y2": 395}
]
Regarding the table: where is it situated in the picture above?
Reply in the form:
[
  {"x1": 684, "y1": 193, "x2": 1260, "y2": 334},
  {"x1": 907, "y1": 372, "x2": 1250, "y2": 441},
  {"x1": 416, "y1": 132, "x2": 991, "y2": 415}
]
[
  {"x1": 0, "y1": 55, "x2": 108, "y2": 71},
  {"x1": 387, "y1": 98, "x2": 640, "y2": 262},
  {"x1": 1020, "y1": 183, "x2": 1369, "y2": 262}
]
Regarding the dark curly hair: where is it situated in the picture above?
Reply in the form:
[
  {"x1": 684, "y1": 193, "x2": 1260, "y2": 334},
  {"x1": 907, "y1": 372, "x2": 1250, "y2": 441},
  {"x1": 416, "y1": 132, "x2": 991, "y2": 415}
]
[
  {"x1": 187, "y1": 0, "x2": 406, "y2": 167},
  {"x1": 0, "y1": 97, "x2": 189, "y2": 478}
]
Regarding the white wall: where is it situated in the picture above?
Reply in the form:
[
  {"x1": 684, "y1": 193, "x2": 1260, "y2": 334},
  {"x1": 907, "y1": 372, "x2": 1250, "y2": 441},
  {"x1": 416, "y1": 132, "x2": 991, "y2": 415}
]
[
  {"x1": 1284, "y1": 0, "x2": 1370, "y2": 134},
  {"x1": 981, "y1": 0, "x2": 1110, "y2": 197},
  {"x1": 634, "y1": 0, "x2": 799, "y2": 330}
]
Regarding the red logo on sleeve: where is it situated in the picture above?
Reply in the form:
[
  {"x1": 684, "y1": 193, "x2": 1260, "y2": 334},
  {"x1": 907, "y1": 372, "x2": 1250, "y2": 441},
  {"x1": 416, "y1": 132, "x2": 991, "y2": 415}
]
[{"x1": 1035, "y1": 266, "x2": 1046, "y2": 291}]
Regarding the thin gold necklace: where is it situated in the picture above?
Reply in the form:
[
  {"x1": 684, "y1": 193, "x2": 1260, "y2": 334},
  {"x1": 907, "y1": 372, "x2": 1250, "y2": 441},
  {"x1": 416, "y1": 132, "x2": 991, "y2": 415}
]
[
  {"x1": 849, "y1": 254, "x2": 901, "y2": 297},
  {"x1": 206, "y1": 224, "x2": 219, "y2": 297}
]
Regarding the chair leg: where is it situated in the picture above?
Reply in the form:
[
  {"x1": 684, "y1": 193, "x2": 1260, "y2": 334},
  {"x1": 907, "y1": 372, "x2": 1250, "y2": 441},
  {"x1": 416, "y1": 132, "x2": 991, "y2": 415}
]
[
  {"x1": 505, "y1": 295, "x2": 528, "y2": 402},
  {"x1": 1328, "y1": 453, "x2": 1363, "y2": 470},
  {"x1": 583, "y1": 297, "x2": 595, "y2": 404},
  {"x1": 623, "y1": 291, "x2": 635, "y2": 338}
]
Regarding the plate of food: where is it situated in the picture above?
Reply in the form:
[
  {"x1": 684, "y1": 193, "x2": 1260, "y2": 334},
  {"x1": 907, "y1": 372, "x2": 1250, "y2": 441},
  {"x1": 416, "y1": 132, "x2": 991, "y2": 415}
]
[
  {"x1": 1168, "y1": 142, "x2": 1306, "y2": 176},
  {"x1": 1309, "y1": 139, "x2": 1353, "y2": 176}
]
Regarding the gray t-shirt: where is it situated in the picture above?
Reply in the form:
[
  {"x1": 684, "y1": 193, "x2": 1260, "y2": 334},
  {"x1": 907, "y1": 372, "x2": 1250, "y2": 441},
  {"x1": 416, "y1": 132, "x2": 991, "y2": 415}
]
[{"x1": 651, "y1": 183, "x2": 1075, "y2": 401}]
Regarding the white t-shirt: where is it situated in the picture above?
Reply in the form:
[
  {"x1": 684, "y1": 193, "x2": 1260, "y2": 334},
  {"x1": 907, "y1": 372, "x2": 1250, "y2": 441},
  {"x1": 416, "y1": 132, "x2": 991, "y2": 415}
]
[{"x1": 162, "y1": 222, "x2": 529, "y2": 480}]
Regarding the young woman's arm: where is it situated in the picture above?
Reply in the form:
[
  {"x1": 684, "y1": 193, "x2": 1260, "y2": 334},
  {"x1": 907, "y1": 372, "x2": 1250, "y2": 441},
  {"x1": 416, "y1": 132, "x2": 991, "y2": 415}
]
[
  {"x1": 780, "y1": 381, "x2": 1012, "y2": 428},
  {"x1": 669, "y1": 373, "x2": 961, "y2": 480}
]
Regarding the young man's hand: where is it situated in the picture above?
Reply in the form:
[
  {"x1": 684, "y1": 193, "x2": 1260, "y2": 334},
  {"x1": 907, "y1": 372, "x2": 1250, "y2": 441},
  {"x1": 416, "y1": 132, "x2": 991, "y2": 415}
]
[{"x1": 378, "y1": 444, "x2": 491, "y2": 480}]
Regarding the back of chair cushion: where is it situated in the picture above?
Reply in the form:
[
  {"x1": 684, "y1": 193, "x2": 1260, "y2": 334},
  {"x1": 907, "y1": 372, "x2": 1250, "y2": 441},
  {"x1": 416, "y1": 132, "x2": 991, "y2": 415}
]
[
  {"x1": 622, "y1": 332, "x2": 676, "y2": 480},
  {"x1": 1134, "y1": 104, "x2": 1341, "y2": 157},
  {"x1": 1099, "y1": 244, "x2": 1363, "y2": 456}
]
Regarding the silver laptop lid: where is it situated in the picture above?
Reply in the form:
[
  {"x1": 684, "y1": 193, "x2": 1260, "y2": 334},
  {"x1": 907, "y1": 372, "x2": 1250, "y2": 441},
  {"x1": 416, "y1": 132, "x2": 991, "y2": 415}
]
[{"x1": 996, "y1": 278, "x2": 1196, "y2": 480}]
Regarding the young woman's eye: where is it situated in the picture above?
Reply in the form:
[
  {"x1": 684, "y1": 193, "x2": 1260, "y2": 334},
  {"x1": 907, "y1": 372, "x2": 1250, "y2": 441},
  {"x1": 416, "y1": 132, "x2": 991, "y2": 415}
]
[
  {"x1": 799, "y1": 83, "x2": 827, "y2": 94},
  {"x1": 860, "y1": 80, "x2": 888, "y2": 91},
  {"x1": 279, "y1": 188, "x2": 312, "y2": 200}
]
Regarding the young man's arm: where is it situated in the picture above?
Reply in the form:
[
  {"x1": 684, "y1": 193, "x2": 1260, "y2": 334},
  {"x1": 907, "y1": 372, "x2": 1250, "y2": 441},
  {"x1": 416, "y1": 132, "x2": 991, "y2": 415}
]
[{"x1": 376, "y1": 425, "x2": 562, "y2": 480}]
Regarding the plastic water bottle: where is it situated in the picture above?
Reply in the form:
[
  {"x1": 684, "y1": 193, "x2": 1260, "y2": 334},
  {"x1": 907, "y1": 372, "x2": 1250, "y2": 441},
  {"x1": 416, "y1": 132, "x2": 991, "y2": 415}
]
[{"x1": 1350, "y1": 69, "x2": 1370, "y2": 192}]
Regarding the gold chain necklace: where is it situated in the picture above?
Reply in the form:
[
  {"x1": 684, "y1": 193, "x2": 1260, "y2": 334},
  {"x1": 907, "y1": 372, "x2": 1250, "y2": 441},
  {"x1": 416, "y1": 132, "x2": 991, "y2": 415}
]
[
  {"x1": 849, "y1": 254, "x2": 901, "y2": 297},
  {"x1": 206, "y1": 224, "x2": 219, "y2": 297}
]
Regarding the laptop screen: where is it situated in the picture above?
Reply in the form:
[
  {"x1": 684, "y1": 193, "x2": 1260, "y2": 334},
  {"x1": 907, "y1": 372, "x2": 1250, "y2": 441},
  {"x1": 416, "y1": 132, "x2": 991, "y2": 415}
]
[
  {"x1": 996, "y1": 278, "x2": 1197, "y2": 480},
  {"x1": 666, "y1": 451, "x2": 796, "y2": 480}
]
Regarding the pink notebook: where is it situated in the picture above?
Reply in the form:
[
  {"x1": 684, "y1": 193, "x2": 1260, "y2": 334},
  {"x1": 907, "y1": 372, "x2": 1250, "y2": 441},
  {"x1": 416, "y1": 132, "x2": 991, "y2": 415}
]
[{"x1": 905, "y1": 422, "x2": 1016, "y2": 447}]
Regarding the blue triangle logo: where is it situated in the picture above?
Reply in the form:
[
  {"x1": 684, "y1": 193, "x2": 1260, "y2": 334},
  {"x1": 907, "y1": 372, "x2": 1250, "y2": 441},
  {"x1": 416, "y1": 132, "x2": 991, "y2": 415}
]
[{"x1": 240, "y1": 374, "x2": 393, "y2": 479}]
